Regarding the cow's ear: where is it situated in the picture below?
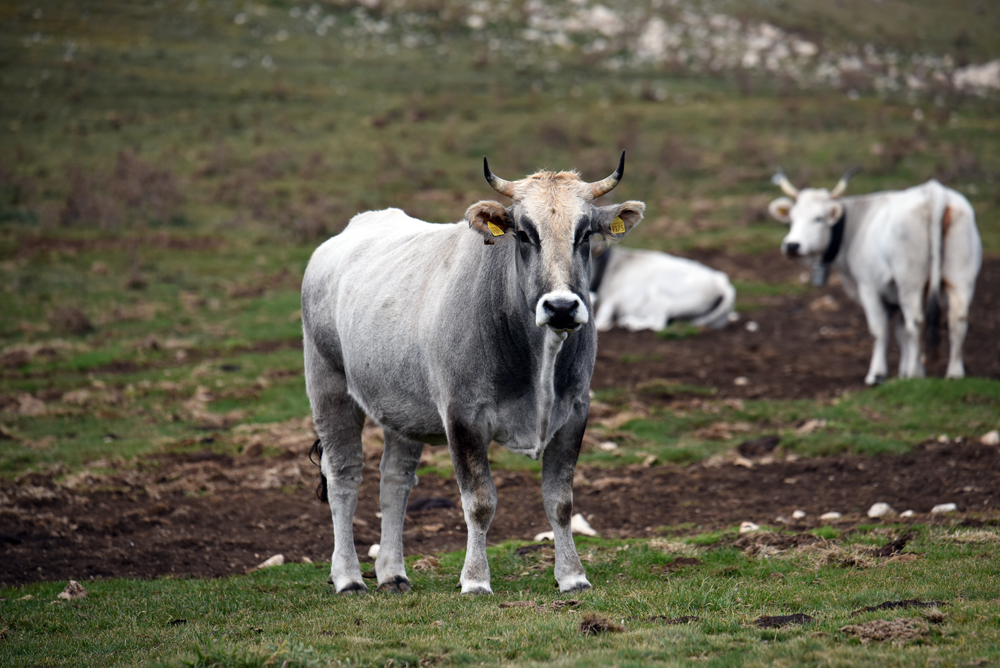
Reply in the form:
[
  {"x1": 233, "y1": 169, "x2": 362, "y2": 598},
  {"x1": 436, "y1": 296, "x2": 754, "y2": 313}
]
[
  {"x1": 594, "y1": 200, "x2": 645, "y2": 242},
  {"x1": 768, "y1": 197, "x2": 794, "y2": 224},
  {"x1": 827, "y1": 202, "x2": 844, "y2": 226},
  {"x1": 465, "y1": 200, "x2": 513, "y2": 244}
]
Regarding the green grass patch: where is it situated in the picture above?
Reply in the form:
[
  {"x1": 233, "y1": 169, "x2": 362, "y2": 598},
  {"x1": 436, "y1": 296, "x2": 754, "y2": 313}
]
[{"x1": 4, "y1": 526, "x2": 998, "y2": 667}]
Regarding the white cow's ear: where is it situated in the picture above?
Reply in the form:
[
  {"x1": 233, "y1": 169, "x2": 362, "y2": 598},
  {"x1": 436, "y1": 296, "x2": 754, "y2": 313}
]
[
  {"x1": 465, "y1": 200, "x2": 513, "y2": 244},
  {"x1": 827, "y1": 202, "x2": 844, "y2": 226},
  {"x1": 595, "y1": 200, "x2": 645, "y2": 242},
  {"x1": 768, "y1": 197, "x2": 794, "y2": 224}
]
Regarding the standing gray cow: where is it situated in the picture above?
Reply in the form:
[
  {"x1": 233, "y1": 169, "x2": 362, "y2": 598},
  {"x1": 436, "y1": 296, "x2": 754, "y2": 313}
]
[
  {"x1": 302, "y1": 154, "x2": 644, "y2": 594},
  {"x1": 768, "y1": 169, "x2": 981, "y2": 385}
]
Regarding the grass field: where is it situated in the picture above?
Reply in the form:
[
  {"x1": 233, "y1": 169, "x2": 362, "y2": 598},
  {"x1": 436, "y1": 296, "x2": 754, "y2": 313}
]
[{"x1": 2, "y1": 1, "x2": 999, "y2": 666}]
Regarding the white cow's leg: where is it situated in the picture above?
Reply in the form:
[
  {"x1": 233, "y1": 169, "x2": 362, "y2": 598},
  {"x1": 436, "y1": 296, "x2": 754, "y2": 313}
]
[
  {"x1": 897, "y1": 293, "x2": 925, "y2": 379},
  {"x1": 447, "y1": 418, "x2": 496, "y2": 595},
  {"x1": 858, "y1": 287, "x2": 891, "y2": 385},
  {"x1": 593, "y1": 300, "x2": 615, "y2": 332},
  {"x1": 542, "y1": 405, "x2": 591, "y2": 593},
  {"x1": 304, "y1": 340, "x2": 367, "y2": 594},
  {"x1": 944, "y1": 283, "x2": 971, "y2": 379},
  {"x1": 375, "y1": 430, "x2": 423, "y2": 593},
  {"x1": 894, "y1": 317, "x2": 911, "y2": 378}
]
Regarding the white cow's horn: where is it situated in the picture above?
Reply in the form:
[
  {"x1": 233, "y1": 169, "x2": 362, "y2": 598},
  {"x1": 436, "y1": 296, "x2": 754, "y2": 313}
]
[
  {"x1": 771, "y1": 168, "x2": 799, "y2": 198},
  {"x1": 483, "y1": 157, "x2": 516, "y2": 198},
  {"x1": 829, "y1": 166, "x2": 862, "y2": 199},
  {"x1": 589, "y1": 150, "x2": 625, "y2": 199}
]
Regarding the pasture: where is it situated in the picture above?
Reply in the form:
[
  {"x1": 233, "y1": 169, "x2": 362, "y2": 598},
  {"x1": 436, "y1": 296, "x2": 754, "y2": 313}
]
[{"x1": 2, "y1": 0, "x2": 999, "y2": 665}]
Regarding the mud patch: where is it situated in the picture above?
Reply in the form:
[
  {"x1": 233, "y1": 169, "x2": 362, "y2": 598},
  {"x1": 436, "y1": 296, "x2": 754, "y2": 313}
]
[
  {"x1": 754, "y1": 613, "x2": 812, "y2": 628},
  {"x1": 840, "y1": 618, "x2": 929, "y2": 645}
]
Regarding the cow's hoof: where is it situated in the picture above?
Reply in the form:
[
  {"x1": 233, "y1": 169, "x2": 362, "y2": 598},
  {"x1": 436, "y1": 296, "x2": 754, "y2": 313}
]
[
  {"x1": 558, "y1": 576, "x2": 592, "y2": 593},
  {"x1": 460, "y1": 582, "x2": 493, "y2": 596},
  {"x1": 335, "y1": 581, "x2": 368, "y2": 595},
  {"x1": 377, "y1": 576, "x2": 411, "y2": 594},
  {"x1": 864, "y1": 374, "x2": 886, "y2": 386}
]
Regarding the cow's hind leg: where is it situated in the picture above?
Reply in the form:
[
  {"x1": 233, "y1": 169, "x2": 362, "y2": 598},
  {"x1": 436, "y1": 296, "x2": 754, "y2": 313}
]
[
  {"x1": 944, "y1": 282, "x2": 972, "y2": 379},
  {"x1": 375, "y1": 429, "x2": 424, "y2": 593},
  {"x1": 447, "y1": 417, "x2": 496, "y2": 595},
  {"x1": 542, "y1": 404, "x2": 591, "y2": 593},
  {"x1": 897, "y1": 291, "x2": 926, "y2": 379},
  {"x1": 305, "y1": 340, "x2": 367, "y2": 594}
]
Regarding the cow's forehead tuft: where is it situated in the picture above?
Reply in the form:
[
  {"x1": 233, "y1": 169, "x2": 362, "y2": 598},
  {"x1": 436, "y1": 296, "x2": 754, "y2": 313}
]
[{"x1": 512, "y1": 171, "x2": 591, "y2": 231}]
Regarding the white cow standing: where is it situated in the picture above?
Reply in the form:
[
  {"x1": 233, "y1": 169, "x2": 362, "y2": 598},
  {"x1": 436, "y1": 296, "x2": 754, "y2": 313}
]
[
  {"x1": 590, "y1": 246, "x2": 736, "y2": 331},
  {"x1": 768, "y1": 169, "x2": 982, "y2": 385}
]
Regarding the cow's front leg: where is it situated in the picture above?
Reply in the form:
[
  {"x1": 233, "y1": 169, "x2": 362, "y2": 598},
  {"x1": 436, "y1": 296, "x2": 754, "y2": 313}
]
[
  {"x1": 375, "y1": 430, "x2": 424, "y2": 593},
  {"x1": 858, "y1": 287, "x2": 890, "y2": 385},
  {"x1": 447, "y1": 417, "x2": 496, "y2": 595},
  {"x1": 542, "y1": 403, "x2": 591, "y2": 593}
]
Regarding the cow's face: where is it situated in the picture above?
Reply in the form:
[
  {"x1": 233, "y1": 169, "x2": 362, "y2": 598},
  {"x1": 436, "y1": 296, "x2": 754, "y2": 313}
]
[
  {"x1": 466, "y1": 158, "x2": 644, "y2": 334},
  {"x1": 769, "y1": 189, "x2": 843, "y2": 262}
]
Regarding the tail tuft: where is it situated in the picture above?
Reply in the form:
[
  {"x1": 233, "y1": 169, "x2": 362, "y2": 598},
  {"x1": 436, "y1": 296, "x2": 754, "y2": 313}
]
[
  {"x1": 309, "y1": 439, "x2": 328, "y2": 503},
  {"x1": 926, "y1": 292, "x2": 941, "y2": 365}
]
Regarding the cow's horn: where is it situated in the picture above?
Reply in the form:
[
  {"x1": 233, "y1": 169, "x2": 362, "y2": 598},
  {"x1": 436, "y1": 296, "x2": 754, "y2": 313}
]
[
  {"x1": 771, "y1": 167, "x2": 799, "y2": 198},
  {"x1": 589, "y1": 150, "x2": 626, "y2": 199},
  {"x1": 483, "y1": 157, "x2": 516, "y2": 198},
  {"x1": 829, "y1": 166, "x2": 862, "y2": 199}
]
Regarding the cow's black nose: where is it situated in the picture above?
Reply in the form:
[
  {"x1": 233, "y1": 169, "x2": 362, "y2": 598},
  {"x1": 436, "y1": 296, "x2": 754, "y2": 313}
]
[
  {"x1": 785, "y1": 242, "x2": 800, "y2": 257},
  {"x1": 543, "y1": 298, "x2": 579, "y2": 329}
]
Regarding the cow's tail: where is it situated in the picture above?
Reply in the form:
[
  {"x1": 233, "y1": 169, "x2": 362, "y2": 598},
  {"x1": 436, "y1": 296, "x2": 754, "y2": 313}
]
[
  {"x1": 309, "y1": 438, "x2": 329, "y2": 503},
  {"x1": 925, "y1": 180, "x2": 946, "y2": 358},
  {"x1": 690, "y1": 275, "x2": 737, "y2": 329}
]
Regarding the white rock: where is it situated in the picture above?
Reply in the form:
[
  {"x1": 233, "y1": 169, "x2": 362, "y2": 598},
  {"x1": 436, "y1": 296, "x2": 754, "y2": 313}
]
[
  {"x1": 571, "y1": 513, "x2": 598, "y2": 537},
  {"x1": 598, "y1": 441, "x2": 619, "y2": 451},
  {"x1": 734, "y1": 376, "x2": 749, "y2": 386},
  {"x1": 819, "y1": 511, "x2": 841, "y2": 521},
  {"x1": 792, "y1": 510, "x2": 806, "y2": 520},
  {"x1": 867, "y1": 502, "x2": 895, "y2": 518},
  {"x1": 533, "y1": 531, "x2": 554, "y2": 541},
  {"x1": 255, "y1": 554, "x2": 285, "y2": 569},
  {"x1": 931, "y1": 503, "x2": 957, "y2": 514},
  {"x1": 745, "y1": 321, "x2": 759, "y2": 332},
  {"x1": 56, "y1": 581, "x2": 87, "y2": 600},
  {"x1": 900, "y1": 510, "x2": 915, "y2": 518},
  {"x1": 739, "y1": 521, "x2": 760, "y2": 534},
  {"x1": 301, "y1": 556, "x2": 313, "y2": 564},
  {"x1": 367, "y1": 544, "x2": 380, "y2": 559},
  {"x1": 980, "y1": 430, "x2": 1000, "y2": 446}
]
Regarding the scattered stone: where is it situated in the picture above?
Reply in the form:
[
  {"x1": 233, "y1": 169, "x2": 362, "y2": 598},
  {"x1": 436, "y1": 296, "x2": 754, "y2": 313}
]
[
  {"x1": 739, "y1": 521, "x2": 760, "y2": 534},
  {"x1": 819, "y1": 512, "x2": 842, "y2": 521},
  {"x1": 254, "y1": 554, "x2": 284, "y2": 570},
  {"x1": 792, "y1": 510, "x2": 806, "y2": 520},
  {"x1": 931, "y1": 503, "x2": 957, "y2": 514},
  {"x1": 745, "y1": 321, "x2": 759, "y2": 332},
  {"x1": 900, "y1": 510, "x2": 915, "y2": 518},
  {"x1": 598, "y1": 441, "x2": 618, "y2": 451},
  {"x1": 641, "y1": 454, "x2": 658, "y2": 468},
  {"x1": 840, "y1": 618, "x2": 929, "y2": 645},
  {"x1": 754, "y1": 613, "x2": 812, "y2": 628},
  {"x1": 867, "y1": 502, "x2": 895, "y2": 518},
  {"x1": 980, "y1": 430, "x2": 1000, "y2": 446},
  {"x1": 368, "y1": 544, "x2": 380, "y2": 559},
  {"x1": 733, "y1": 376, "x2": 749, "y2": 386},
  {"x1": 57, "y1": 581, "x2": 87, "y2": 600},
  {"x1": 579, "y1": 613, "x2": 624, "y2": 635},
  {"x1": 733, "y1": 456, "x2": 754, "y2": 469},
  {"x1": 301, "y1": 556, "x2": 313, "y2": 564}
]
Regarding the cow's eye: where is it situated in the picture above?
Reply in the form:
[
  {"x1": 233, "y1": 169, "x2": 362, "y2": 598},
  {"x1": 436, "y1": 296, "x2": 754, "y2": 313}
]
[{"x1": 516, "y1": 230, "x2": 530, "y2": 244}]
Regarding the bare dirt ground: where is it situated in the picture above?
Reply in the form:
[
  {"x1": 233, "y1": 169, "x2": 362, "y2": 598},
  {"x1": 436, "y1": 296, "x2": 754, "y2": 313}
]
[{"x1": 3, "y1": 252, "x2": 998, "y2": 587}]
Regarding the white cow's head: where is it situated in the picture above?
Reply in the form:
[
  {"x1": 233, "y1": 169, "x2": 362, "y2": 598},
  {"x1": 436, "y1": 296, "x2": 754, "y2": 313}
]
[
  {"x1": 465, "y1": 152, "x2": 645, "y2": 334},
  {"x1": 768, "y1": 168, "x2": 858, "y2": 261}
]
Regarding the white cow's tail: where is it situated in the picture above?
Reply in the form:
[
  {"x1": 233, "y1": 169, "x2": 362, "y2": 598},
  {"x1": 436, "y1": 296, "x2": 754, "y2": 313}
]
[
  {"x1": 690, "y1": 276, "x2": 737, "y2": 329},
  {"x1": 925, "y1": 180, "x2": 946, "y2": 355}
]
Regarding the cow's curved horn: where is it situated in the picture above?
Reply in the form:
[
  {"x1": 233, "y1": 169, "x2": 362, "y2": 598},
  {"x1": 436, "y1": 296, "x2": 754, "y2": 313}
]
[
  {"x1": 589, "y1": 150, "x2": 626, "y2": 199},
  {"x1": 484, "y1": 157, "x2": 516, "y2": 198},
  {"x1": 829, "y1": 166, "x2": 862, "y2": 199},
  {"x1": 771, "y1": 167, "x2": 799, "y2": 198}
]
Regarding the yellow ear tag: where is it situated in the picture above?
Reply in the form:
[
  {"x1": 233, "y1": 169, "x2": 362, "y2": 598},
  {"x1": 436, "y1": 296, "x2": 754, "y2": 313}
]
[
  {"x1": 610, "y1": 217, "x2": 626, "y2": 234},
  {"x1": 486, "y1": 222, "x2": 505, "y2": 237}
]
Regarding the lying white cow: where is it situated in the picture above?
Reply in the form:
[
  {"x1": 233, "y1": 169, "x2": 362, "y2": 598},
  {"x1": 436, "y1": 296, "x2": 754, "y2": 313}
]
[
  {"x1": 769, "y1": 169, "x2": 982, "y2": 385},
  {"x1": 590, "y1": 246, "x2": 736, "y2": 331}
]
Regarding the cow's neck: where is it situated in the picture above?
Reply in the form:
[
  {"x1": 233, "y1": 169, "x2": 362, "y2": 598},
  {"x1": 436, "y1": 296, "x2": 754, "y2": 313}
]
[{"x1": 812, "y1": 208, "x2": 847, "y2": 286}]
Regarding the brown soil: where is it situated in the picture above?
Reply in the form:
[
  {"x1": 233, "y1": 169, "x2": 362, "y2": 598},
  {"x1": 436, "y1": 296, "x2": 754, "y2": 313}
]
[{"x1": 2, "y1": 252, "x2": 998, "y2": 588}]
